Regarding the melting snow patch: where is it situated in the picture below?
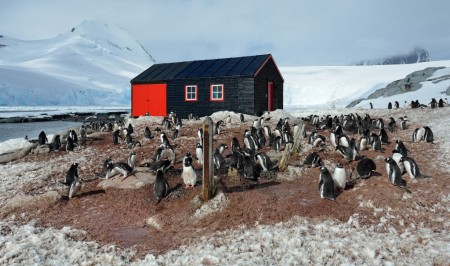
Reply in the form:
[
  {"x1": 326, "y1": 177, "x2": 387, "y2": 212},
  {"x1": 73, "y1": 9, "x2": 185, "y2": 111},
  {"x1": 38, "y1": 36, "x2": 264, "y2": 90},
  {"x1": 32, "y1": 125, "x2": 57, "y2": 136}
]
[{"x1": 193, "y1": 192, "x2": 229, "y2": 219}]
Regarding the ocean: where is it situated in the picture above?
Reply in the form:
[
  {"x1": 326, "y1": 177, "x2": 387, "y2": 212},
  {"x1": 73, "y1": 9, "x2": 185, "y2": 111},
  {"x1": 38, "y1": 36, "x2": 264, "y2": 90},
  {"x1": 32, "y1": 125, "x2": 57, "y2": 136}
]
[{"x1": 0, "y1": 121, "x2": 83, "y2": 143}]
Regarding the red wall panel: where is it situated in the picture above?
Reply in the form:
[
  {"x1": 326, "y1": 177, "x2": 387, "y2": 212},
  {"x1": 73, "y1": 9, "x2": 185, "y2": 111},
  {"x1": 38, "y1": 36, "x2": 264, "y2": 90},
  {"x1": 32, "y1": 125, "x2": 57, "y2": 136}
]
[{"x1": 131, "y1": 84, "x2": 167, "y2": 117}]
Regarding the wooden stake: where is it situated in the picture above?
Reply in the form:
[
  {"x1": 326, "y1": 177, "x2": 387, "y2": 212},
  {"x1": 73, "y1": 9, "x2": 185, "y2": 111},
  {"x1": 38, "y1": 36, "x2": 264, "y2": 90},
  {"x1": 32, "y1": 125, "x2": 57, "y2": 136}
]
[{"x1": 202, "y1": 117, "x2": 215, "y2": 201}]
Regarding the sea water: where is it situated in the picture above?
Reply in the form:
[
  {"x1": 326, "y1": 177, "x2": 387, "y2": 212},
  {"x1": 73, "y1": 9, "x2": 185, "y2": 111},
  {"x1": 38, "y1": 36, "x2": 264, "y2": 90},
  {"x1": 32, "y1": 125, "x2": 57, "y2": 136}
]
[{"x1": 0, "y1": 121, "x2": 83, "y2": 143}]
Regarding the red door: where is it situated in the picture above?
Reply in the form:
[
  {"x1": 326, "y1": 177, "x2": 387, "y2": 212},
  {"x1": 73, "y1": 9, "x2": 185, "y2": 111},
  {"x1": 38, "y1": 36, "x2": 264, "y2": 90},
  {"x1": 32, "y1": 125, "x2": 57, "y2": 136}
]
[
  {"x1": 132, "y1": 84, "x2": 167, "y2": 117},
  {"x1": 268, "y1": 82, "x2": 274, "y2": 111}
]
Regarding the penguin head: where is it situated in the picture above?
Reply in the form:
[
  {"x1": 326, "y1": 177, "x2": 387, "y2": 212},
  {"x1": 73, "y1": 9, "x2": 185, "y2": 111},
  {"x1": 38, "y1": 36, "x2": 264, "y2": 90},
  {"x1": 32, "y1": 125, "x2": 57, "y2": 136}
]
[{"x1": 320, "y1": 166, "x2": 329, "y2": 174}]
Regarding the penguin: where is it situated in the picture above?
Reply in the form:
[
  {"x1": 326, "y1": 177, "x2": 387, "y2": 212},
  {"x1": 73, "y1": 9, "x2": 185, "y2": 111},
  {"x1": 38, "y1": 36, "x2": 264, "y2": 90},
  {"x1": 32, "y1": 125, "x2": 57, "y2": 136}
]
[
  {"x1": 387, "y1": 117, "x2": 396, "y2": 133},
  {"x1": 376, "y1": 118, "x2": 384, "y2": 129},
  {"x1": 370, "y1": 133, "x2": 382, "y2": 152},
  {"x1": 399, "y1": 117, "x2": 407, "y2": 130},
  {"x1": 387, "y1": 102, "x2": 392, "y2": 109},
  {"x1": 215, "y1": 120, "x2": 224, "y2": 135},
  {"x1": 369, "y1": 102, "x2": 373, "y2": 109},
  {"x1": 394, "y1": 140, "x2": 410, "y2": 158},
  {"x1": 423, "y1": 126, "x2": 434, "y2": 143},
  {"x1": 385, "y1": 157, "x2": 405, "y2": 187},
  {"x1": 217, "y1": 143, "x2": 228, "y2": 155},
  {"x1": 68, "y1": 177, "x2": 83, "y2": 199},
  {"x1": 394, "y1": 101, "x2": 399, "y2": 109},
  {"x1": 303, "y1": 152, "x2": 322, "y2": 168},
  {"x1": 126, "y1": 133, "x2": 141, "y2": 148},
  {"x1": 195, "y1": 143, "x2": 204, "y2": 165},
  {"x1": 38, "y1": 131, "x2": 48, "y2": 145},
  {"x1": 50, "y1": 135, "x2": 61, "y2": 151},
  {"x1": 355, "y1": 158, "x2": 376, "y2": 179},
  {"x1": 263, "y1": 125, "x2": 272, "y2": 138},
  {"x1": 226, "y1": 115, "x2": 231, "y2": 124},
  {"x1": 213, "y1": 148, "x2": 227, "y2": 170},
  {"x1": 66, "y1": 136, "x2": 75, "y2": 152},
  {"x1": 243, "y1": 155, "x2": 259, "y2": 181},
  {"x1": 337, "y1": 134, "x2": 350, "y2": 147},
  {"x1": 197, "y1": 128, "x2": 203, "y2": 142},
  {"x1": 231, "y1": 137, "x2": 240, "y2": 152},
  {"x1": 379, "y1": 128, "x2": 390, "y2": 145},
  {"x1": 312, "y1": 134, "x2": 326, "y2": 147},
  {"x1": 255, "y1": 152, "x2": 277, "y2": 172},
  {"x1": 79, "y1": 125, "x2": 87, "y2": 139},
  {"x1": 412, "y1": 127, "x2": 425, "y2": 143},
  {"x1": 128, "y1": 151, "x2": 137, "y2": 169},
  {"x1": 144, "y1": 126, "x2": 153, "y2": 139},
  {"x1": 105, "y1": 159, "x2": 134, "y2": 180},
  {"x1": 229, "y1": 150, "x2": 244, "y2": 170},
  {"x1": 392, "y1": 150, "x2": 406, "y2": 174},
  {"x1": 318, "y1": 167, "x2": 335, "y2": 200},
  {"x1": 60, "y1": 163, "x2": 79, "y2": 186},
  {"x1": 253, "y1": 117, "x2": 263, "y2": 129},
  {"x1": 181, "y1": 153, "x2": 197, "y2": 188},
  {"x1": 172, "y1": 128, "x2": 179, "y2": 140},
  {"x1": 127, "y1": 123, "x2": 134, "y2": 135},
  {"x1": 333, "y1": 163, "x2": 346, "y2": 190},
  {"x1": 257, "y1": 129, "x2": 266, "y2": 147},
  {"x1": 146, "y1": 159, "x2": 171, "y2": 173},
  {"x1": 69, "y1": 130, "x2": 78, "y2": 144},
  {"x1": 400, "y1": 157, "x2": 431, "y2": 179},
  {"x1": 152, "y1": 144, "x2": 167, "y2": 162},
  {"x1": 330, "y1": 129, "x2": 338, "y2": 147},
  {"x1": 113, "y1": 130, "x2": 121, "y2": 144},
  {"x1": 240, "y1": 113, "x2": 244, "y2": 123},
  {"x1": 357, "y1": 136, "x2": 369, "y2": 151},
  {"x1": 154, "y1": 169, "x2": 170, "y2": 203},
  {"x1": 160, "y1": 132, "x2": 170, "y2": 146},
  {"x1": 272, "y1": 135, "x2": 282, "y2": 153}
]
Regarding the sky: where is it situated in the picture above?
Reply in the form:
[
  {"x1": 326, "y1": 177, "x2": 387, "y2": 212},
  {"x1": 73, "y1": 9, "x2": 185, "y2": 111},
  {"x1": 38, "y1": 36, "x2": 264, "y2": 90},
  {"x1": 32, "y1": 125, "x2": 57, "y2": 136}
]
[{"x1": 1, "y1": 0, "x2": 450, "y2": 66}]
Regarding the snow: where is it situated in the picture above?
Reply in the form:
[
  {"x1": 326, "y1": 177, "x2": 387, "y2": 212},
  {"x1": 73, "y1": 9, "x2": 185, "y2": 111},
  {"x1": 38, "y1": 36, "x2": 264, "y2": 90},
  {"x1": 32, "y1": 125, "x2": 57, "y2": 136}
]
[{"x1": 1, "y1": 56, "x2": 450, "y2": 264}]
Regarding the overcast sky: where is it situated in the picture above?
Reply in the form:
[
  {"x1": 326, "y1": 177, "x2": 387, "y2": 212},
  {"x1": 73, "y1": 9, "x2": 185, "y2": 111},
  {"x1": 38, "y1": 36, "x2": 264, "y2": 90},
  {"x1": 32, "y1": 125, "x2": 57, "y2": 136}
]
[{"x1": 1, "y1": 0, "x2": 450, "y2": 66}]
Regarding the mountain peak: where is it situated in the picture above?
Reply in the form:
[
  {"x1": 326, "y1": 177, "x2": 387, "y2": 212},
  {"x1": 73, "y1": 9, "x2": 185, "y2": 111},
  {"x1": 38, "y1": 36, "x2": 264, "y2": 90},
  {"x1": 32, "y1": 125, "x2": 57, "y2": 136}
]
[{"x1": 353, "y1": 48, "x2": 430, "y2": 66}]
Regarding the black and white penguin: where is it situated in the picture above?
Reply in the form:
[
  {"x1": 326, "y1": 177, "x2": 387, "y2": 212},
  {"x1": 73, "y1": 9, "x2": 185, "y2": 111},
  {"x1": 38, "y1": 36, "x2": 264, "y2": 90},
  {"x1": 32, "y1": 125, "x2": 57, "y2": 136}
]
[
  {"x1": 195, "y1": 143, "x2": 204, "y2": 165},
  {"x1": 144, "y1": 126, "x2": 153, "y2": 140},
  {"x1": 312, "y1": 134, "x2": 326, "y2": 147},
  {"x1": 387, "y1": 117, "x2": 396, "y2": 132},
  {"x1": 148, "y1": 159, "x2": 171, "y2": 173},
  {"x1": 240, "y1": 113, "x2": 245, "y2": 123},
  {"x1": 318, "y1": 167, "x2": 335, "y2": 200},
  {"x1": 213, "y1": 148, "x2": 227, "y2": 170},
  {"x1": 38, "y1": 131, "x2": 48, "y2": 145},
  {"x1": 113, "y1": 129, "x2": 121, "y2": 144},
  {"x1": 337, "y1": 134, "x2": 350, "y2": 147},
  {"x1": 394, "y1": 101, "x2": 399, "y2": 109},
  {"x1": 376, "y1": 118, "x2": 384, "y2": 129},
  {"x1": 197, "y1": 128, "x2": 203, "y2": 142},
  {"x1": 231, "y1": 137, "x2": 240, "y2": 152},
  {"x1": 215, "y1": 120, "x2": 224, "y2": 135},
  {"x1": 50, "y1": 135, "x2": 61, "y2": 151},
  {"x1": 105, "y1": 159, "x2": 134, "y2": 180},
  {"x1": 303, "y1": 152, "x2": 323, "y2": 168},
  {"x1": 69, "y1": 130, "x2": 78, "y2": 144},
  {"x1": 172, "y1": 128, "x2": 179, "y2": 140},
  {"x1": 217, "y1": 143, "x2": 229, "y2": 155},
  {"x1": 394, "y1": 140, "x2": 410, "y2": 158},
  {"x1": 68, "y1": 177, "x2": 83, "y2": 199},
  {"x1": 399, "y1": 117, "x2": 407, "y2": 130},
  {"x1": 357, "y1": 136, "x2": 369, "y2": 151},
  {"x1": 423, "y1": 126, "x2": 434, "y2": 143},
  {"x1": 332, "y1": 163, "x2": 346, "y2": 190},
  {"x1": 154, "y1": 169, "x2": 169, "y2": 203},
  {"x1": 60, "y1": 163, "x2": 79, "y2": 186},
  {"x1": 66, "y1": 136, "x2": 75, "y2": 152},
  {"x1": 255, "y1": 152, "x2": 277, "y2": 172},
  {"x1": 370, "y1": 102, "x2": 373, "y2": 109},
  {"x1": 387, "y1": 102, "x2": 392, "y2": 109},
  {"x1": 243, "y1": 155, "x2": 259, "y2": 181},
  {"x1": 412, "y1": 127, "x2": 425, "y2": 143},
  {"x1": 160, "y1": 132, "x2": 170, "y2": 147},
  {"x1": 181, "y1": 153, "x2": 197, "y2": 188},
  {"x1": 257, "y1": 129, "x2": 266, "y2": 147},
  {"x1": 229, "y1": 150, "x2": 244, "y2": 170},
  {"x1": 355, "y1": 158, "x2": 376, "y2": 179},
  {"x1": 79, "y1": 125, "x2": 87, "y2": 139},
  {"x1": 152, "y1": 144, "x2": 167, "y2": 162},
  {"x1": 128, "y1": 151, "x2": 137, "y2": 169},
  {"x1": 400, "y1": 157, "x2": 431, "y2": 179},
  {"x1": 385, "y1": 157, "x2": 404, "y2": 187},
  {"x1": 379, "y1": 128, "x2": 390, "y2": 145},
  {"x1": 370, "y1": 133, "x2": 382, "y2": 152},
  {"x1": 226, "y1": 115, "x2": 231, "y2": 124},
  {"x1": 272, "y1": 135, "x2": 282, "y2": 153},
  {"x1": 253, "y1": 117, "x2": 263, "y2": 129},
  {"x1": 263, "y1": 125, "x2": 271, "y2": 138},
  {"x1": 392, "y1": 150, "x2": 406, "y2": 174},
  {"x1": 127, "y1": 123, "x2": 134, "y2": 135}
]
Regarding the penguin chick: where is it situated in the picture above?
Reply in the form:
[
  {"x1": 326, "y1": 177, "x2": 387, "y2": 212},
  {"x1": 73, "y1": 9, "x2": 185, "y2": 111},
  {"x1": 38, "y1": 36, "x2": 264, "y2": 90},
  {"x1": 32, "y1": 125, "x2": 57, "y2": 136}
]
[{"x1": 181, "y1": 153, "x2": 197, "y2": 188}]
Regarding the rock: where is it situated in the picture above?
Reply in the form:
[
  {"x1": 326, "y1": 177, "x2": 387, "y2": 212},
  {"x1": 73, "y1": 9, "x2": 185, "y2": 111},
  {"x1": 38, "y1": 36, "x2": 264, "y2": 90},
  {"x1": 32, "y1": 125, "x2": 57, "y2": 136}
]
[
  {"x1": 97, "y1": 171, "x2": 155, "y2": 190},
  {"x1": 32, "y1": 145, "x2": 51, "y2": 154},
  {"x1": 0, "y1": 143, "x2": 37, "y2": 164},
  {"x1": 447, "y1": 86, "x2": 450, "y2": 96},
  {"x1": 1, "y1": 191, "x2": 61, "y2": 218},
  {"x1": 146, "y1": 214, "x2": 164, "y2": 230}
]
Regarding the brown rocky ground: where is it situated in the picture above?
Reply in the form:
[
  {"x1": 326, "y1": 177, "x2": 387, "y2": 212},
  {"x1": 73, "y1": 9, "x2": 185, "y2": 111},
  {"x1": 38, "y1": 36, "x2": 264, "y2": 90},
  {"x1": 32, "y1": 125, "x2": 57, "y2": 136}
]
[{"x1": 8, "y1": 111, "x2": 449, "y2": 258}]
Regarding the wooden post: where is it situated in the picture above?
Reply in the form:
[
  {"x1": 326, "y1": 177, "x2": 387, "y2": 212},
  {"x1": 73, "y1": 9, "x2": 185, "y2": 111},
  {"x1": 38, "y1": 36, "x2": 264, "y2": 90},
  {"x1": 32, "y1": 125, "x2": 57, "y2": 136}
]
[
  {"x1": 202, "y1": 117, "x2": 215, "y2": 201},
  {"x1": 279, "y1": 122, "x2": 305, "y2": 172}
]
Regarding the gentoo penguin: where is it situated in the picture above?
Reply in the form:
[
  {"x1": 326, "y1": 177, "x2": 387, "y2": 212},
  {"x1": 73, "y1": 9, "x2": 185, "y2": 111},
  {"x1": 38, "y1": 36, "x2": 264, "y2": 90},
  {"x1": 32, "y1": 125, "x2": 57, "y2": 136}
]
[
  {"x1": 257, "y1": 129, "x2": 266, "y2": 147},
  {"x1": 68, "y1": 177, "x2": 83, "y2": 199},
  {"x1": 66, "y1": 136, "x2": 75, "y2": 152},
  {"x1": 255, "y1": 152, "x2": 277, "y2": 172},
  {"x1": 312, "y1": 134, "x2": 326, "y2": 147},
  {"x1": 370, "y1": 133, "x2": 382, "y2": 152},
  {"x1": 399, "y1": 117, "x2": 407, "y2": 130},
  {"x1": 272, "y1": 135, "x2": 282, "y2": 153},
  {"x1": 379, "y1": 128, "x2": 390, "y2": 145},
  {"x1": 69, "y1": 130, "x2": 78, "y2": 144},
  {"x1": 337, "y1": 134, "x2": 350, "y2": 147},
  {"x1": 195, "y1": 143, "x2": 204, "y2": 165},
  {"x1": 197, "y1": 128, "x2": 203, "y2": 142},
  {"x1": 128, "y1": 151, "x2": 137, "y2": 169},
  {"x1": 370, "y1": 102, "x2": 373, "y2": 109},
  {"x1": 148, "y1": 159, "x2": 171, "y2": 173},
  {"x1": 160, "y1": 132, "x2": 170, "y2": 146},
  {"x1": 412, "y1": 127, "x2": 425, "y2": 143},
  {"x1": 423, "y1": 126, "x2": 434, "y2": 143},
  {"x1": 253, "y1": 117, "x2": 263, "y2": 129},
  {"x1": 332, "y1": 163, "x2": 347, "y2": 190},
  {"x1": 152, "y1": 144, "x2": 167, "y2": 162},
  {"x1": 213, "y1": 148, "x2": 227, "y2": 169},
  {"x1": 240, "y1": 113, "x2": 244, "y2": 123},
  {"x1": 217, "y1": 143, "x2": 229, "y2": 155},
  {"x1": 113, "y1": 130, "x2": 121, "y2": 144},
  {"x1": 355, "y1": 158, "x2": 376, "y2": 179},
  {"x1": 243, "y1": 155, "x2": 259, "y2": 181},
  {"x1": 394, "y1": 101, "x2": 399, "y2": 109},
  {"x1": 376, "y1": 118, "x2": 384, "y2": 129},
  {"x1": 400, "y1": 157, "x2": 431, "y2": 179},
  {"x1": 181, "y1": 153, "x2": 197, "y2": 188},
  {"x1": 172, "y1": 128, "x2": 179, "y2": 140},
  {"x1": 263, "y1": 125, "x2": 272, "y2": 138},
  {"x1": 318, "y1": 167, "x2": 335, "y2": 200},
  {"x1": 303, "y1": 152, "x2": 322, "y2": 168},
  {"x1": 104, "y1": 159, "x2": 134, "y2": 180},
  {"x1": 50, "y1": 135, "x2": 61, "y2": 151},
  {"x1": 387, "y1": 102, "x2": 392, "y2": 109},
  {"x1": 226, "y1": 115, "x2": 231, "y2": 124},
  {"x1": 229, "y1": 150, "x2": 244, "y2": 170},
  {"x1": 231, "y1": 137, "x2": 240, "y2": 152},
  {"x1": 387, "y1": 117, "x2": 396, "y2": 132},
  {"x1": 394, "y1": 140, "x2": 410, "y2": 158},
  {"x1": 127, "y1": 123, "x2": 134, "y2": 135},
  {"x1": 154, "y1": 169, "x2": 169, "y2": 203},
  {"x1": 357, "y1": 136, "x2": 369, "y2": 151},
  {"x1": 38, "y1": 131, "x2": 48, "y2": 145},
  {"x1": 385, "y1": 157, "x2": 405, "y2": 187},
  {"x1": 79, "y1": 125, "x2": 87, "y2": 139},
  {"x1": 144, "y1": 126, "x2": 153, "y2": 140},
  {"x1": 60, "y1": 163, "x2": 79, "y2": 186},
  {"x1": 215, "y1": 120, "x2": 224, "y2": 135},
  {"x1": 391, "y1": 150, "x2": 405, "y2": 174}
]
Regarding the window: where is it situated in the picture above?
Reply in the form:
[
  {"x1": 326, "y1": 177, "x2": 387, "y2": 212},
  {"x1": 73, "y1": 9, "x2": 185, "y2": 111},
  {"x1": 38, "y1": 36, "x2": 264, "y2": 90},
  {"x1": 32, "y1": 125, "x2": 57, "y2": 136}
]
[
  {"x1": 210, "y1": 84, "x2": 224, "y2": 101},
  {"x1": 185, "y1": 85, "x2": 197, "y2": 101}
]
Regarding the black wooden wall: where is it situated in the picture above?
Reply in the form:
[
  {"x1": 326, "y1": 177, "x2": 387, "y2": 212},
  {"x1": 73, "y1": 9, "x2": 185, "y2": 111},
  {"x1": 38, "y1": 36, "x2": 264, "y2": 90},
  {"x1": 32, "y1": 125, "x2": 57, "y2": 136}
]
[{"x1": 254, "y1": 59, "x2": 284, "y2": 116}]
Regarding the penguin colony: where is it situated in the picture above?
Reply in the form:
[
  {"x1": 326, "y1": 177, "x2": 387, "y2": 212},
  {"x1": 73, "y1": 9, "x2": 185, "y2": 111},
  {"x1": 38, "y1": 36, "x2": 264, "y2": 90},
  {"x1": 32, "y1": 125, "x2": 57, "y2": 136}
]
[{"x1": 28, "y1": 105, "x2": 438, "y2": 203}]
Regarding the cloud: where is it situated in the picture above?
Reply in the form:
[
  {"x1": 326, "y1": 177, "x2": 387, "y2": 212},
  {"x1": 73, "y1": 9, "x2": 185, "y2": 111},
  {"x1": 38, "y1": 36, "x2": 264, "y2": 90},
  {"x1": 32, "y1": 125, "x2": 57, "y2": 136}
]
[{"x1": 1, "y1": 0, "x2": 450, "y2": 66}]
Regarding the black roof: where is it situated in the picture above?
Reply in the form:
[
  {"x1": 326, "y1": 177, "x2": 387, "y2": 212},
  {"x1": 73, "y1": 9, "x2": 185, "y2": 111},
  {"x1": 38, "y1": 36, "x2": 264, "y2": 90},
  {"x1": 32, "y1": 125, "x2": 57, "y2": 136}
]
[{"x1": 131, "y1": 54, "x2": 273, "y2": 83}]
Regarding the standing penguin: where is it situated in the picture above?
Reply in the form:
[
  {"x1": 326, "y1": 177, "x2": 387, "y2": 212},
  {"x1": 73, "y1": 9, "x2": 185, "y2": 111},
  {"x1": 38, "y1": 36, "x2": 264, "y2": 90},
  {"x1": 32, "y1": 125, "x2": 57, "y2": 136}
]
[
  {"x1": 213, "y1": 148, "x2": 227, "y2": 170},
  {"x1": 385, "y1": 157, "x2": 405, "y2": 187},
  {"x1": 181, "y1": 153, "x2": 197, "y2": 188},
  {"x1": 69, "y1": 130, "x2": 78, "y2": 145},
  {"x1": 144, "y1": 126, "x2": 153, "y2": 140},
  {"x1": 66, "y1": 136, "x2": 75, "y2": 152},
  {"x1": 332, "y1": 163, "x2": 347, "y2": 190},
  {"x1": 369, "y1": 102, "x2": 373, "y2": 109},
  {"x1": 394, "y1": 140, "x2": 410, "y2": 158},
  {"x1": 387, "y1": 102, "x2": 392, "y2": 109},
  {"x1": 68, "y1": 177, "x2": 83, "y2": 199},
  {"x1": 195, "y1": 143, "x2": 204, "y2": 165},
  {"x1": 318, "y1": 167, "x2": 335, "y2": 200},
  {"x1": 303, "y1": 152, "x2": 323, "y2": 168},
  {"x1": 423, "y1": 126, "x2": 434, "y2": 143},
  {"x1": 355, "y1": 158, "x2": 376, "y2": 179},
  {"x1": 243, "y1": 155, "x2": 259, "y2": 181},
  {"x1": 255, "y1": 152, "x2": 277, "y2": 172},
  {"x1": 38, "y1": 131, "x2": 48, "y2": 145},
  {"x1": 399, "y1": 117, "x2": 407, "y2": 130},
  {"x1": 240, "y1": 113, "x2": 245, "y2": 123},
  {"x1": 392, "y1": 150, "x2": 406, "y2": 174},
  {"x1": 400, "y1": 157, "x2": 431, "y2": 179},
  {"x1": 60, "y1": 163, "x2": 79, "y2": 186},
  {"x1": 379, "y1": 128, "x2": 390, "y2": 145},
  {"x1": 79, "y1": 125, "x2": 87, "y2": 139},
  {"x1": 50, "y1": 135, "x2": 61, "y2": 151},
  {"x1": 113, "y1": 130, "x2": 121, "y2": 144},
  {"x1": 412, "y1": 127, "x2": 425, "y2": 142},
  {"x1": 226, "y1": 115, "x2": 231, "y2": 124},
  {"x1": 154, "y1": 169, "x2": 169, "y2": 203}
]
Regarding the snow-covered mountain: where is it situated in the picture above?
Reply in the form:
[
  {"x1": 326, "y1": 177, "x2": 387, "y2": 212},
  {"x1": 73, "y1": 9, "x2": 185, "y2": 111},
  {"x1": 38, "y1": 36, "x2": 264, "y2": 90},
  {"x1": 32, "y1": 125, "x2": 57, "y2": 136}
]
[
  {"x1": 0, "y1": 20, "x2": 154, "y2": 106},
  {"x1": 282, "y1": 60, "x2": 450, "y2": 110},
  {"x1": 353, "y1": 48, "x2": 430, "y2": 66}
]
